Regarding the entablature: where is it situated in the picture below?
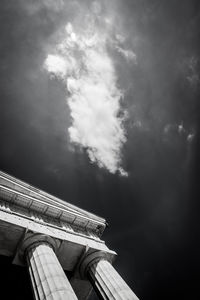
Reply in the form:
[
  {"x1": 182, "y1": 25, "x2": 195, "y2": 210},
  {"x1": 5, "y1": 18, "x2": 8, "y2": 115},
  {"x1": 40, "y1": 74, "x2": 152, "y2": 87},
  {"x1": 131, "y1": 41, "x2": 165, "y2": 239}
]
[{"x1": 0, "y1": 171, "x2": 106, "y2": 238}]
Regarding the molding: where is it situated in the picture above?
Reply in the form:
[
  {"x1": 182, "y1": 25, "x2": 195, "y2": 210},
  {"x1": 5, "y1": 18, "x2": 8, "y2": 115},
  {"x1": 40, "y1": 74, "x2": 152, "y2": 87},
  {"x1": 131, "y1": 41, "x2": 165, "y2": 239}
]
[
  {"x1": 79, "y1": 249, "x2": 116, "y2": 279},
  {"x1": 0, "y1": 171, "x2": 106, "y2": 240},
  {"x1": 0, "y1": 171, "x2": 104, "y2": 222},
  {"x1": 0, "y1": 200, "x2": 104, "y2": 244},
  {"x1": 15, "y1": 231, "x2": 61, "y2": 264}
]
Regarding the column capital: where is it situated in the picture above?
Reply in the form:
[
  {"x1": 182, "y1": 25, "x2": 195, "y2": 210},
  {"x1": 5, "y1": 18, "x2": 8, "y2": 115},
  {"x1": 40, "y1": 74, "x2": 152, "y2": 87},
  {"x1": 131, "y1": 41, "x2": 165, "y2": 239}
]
[
  {"x1": 18, "y1": 232, "x2": 61, "y2": 263},
  {"x1": 79, "y1": 250, "x2": 115, "y2": 279}
]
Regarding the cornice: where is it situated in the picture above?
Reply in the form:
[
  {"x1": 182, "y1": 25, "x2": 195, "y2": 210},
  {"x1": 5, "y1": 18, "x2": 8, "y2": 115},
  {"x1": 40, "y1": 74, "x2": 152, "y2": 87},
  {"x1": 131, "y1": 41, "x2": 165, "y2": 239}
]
[{"x1": 0, "y1": 171, "x2": 106, "y2": 237}]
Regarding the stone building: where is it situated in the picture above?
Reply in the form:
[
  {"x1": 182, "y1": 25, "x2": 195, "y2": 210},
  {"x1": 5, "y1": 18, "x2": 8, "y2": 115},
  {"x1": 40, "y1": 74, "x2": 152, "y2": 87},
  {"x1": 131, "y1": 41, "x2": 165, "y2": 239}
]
[{"x1": 0, "y1": 170, "x2": 139, "y2": 300}]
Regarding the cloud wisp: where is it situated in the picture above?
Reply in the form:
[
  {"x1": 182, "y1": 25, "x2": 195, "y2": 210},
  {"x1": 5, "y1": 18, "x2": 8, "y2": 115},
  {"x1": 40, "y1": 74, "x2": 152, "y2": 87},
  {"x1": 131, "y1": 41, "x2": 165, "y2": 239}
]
[{"x1": 44, "y1": 5, "x2": 134, "y2": 176}]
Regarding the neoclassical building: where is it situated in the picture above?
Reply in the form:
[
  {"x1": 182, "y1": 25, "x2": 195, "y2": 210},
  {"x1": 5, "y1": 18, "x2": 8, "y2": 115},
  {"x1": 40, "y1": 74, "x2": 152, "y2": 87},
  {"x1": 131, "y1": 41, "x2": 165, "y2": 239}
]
[{"x1": 0, "y1": 171, "x2": 139, "y2": 300}]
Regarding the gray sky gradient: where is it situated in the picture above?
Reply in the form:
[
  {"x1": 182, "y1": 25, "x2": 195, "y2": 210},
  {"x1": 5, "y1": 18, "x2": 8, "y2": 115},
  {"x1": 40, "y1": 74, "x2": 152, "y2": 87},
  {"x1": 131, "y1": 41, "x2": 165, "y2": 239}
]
[{"x1": 0, "y1": 1, "x2": 200, "y2": 299}]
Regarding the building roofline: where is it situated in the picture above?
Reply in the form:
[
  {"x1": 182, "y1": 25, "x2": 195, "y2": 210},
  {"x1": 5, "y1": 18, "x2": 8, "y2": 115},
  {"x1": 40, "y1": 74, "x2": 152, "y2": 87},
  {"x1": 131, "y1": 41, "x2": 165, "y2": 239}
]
[{"x1": 0, "y1": 170, "x2": 106, "y2": 226}]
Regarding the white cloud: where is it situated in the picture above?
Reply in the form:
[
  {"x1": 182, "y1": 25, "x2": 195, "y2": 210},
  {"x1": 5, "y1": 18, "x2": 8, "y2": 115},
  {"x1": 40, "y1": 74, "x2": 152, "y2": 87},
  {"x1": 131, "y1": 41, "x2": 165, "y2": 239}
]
[
  {"x1": 116, "y1": 46, "x2": 137, "y2": 63},
  {"x1": 187, "y1": 133, "x2": 195, "y2": 142},
  {"x1": 186, "y1": 56, "x2": 199, "y2": 88},
  {"x1": 44, "y1": 16, "x2": 129, "y2": 175},
  {"x1": 179, "y1": 55, "x2": 200, "y2": 89},
  {"x1": 114, "y1": 32, "x2": 137, "y2": 63},
  {"x1": 44, "y1": 55, "x2": 67, "y2": 78},
  {"x1": 163, "y1": 122, "x2": 196, "y2": 144},
  {"x1": 178, "y1": 123, "x2": 185, "y2": 134}
]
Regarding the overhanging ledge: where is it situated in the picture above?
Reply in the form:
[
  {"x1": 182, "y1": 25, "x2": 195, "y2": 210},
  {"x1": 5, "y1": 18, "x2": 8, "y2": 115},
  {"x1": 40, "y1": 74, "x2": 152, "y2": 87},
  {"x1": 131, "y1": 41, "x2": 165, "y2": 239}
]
[{"x1": 0, "y1": 170, "x2": 106, "y2": 238}]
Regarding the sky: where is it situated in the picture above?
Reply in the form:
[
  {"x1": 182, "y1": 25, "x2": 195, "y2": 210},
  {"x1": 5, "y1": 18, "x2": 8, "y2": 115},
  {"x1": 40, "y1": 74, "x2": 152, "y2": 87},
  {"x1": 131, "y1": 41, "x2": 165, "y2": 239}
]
[{"x1": 0, "y1": 0, "x2": 200, "y2": 299}]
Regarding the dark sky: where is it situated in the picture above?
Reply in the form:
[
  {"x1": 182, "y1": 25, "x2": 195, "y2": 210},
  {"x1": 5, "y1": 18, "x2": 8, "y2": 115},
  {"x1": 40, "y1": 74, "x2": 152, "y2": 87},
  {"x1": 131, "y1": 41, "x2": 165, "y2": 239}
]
[{"x1": 0, "y1": 0, "x2": 200, "y2": 299}]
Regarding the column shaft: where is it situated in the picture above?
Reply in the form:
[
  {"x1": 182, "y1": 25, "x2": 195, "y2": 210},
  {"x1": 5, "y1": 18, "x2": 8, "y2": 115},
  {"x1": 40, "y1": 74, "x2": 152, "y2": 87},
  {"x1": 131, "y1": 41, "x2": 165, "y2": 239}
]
[
  {"x1": 26, "y1": 242, "x2": 78, "y2": 300},
  {"x1": 88, "y1": 259, "x2": 139, "y2": 300}
]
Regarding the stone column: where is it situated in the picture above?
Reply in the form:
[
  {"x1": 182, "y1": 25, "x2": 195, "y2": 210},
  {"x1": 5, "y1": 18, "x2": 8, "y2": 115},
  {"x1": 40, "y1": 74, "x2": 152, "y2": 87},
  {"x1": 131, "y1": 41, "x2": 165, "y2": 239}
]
[
  {"x1": 23, "y1": 234, "x2": 78, "y2": 300},
  {"x1": 80, "y1": 251, "x2": 139, "y2": 300}
]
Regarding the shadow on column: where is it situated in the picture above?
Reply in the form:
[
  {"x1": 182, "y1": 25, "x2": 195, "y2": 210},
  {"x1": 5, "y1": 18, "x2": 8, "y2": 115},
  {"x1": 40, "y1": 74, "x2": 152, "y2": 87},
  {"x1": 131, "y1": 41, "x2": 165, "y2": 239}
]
[{"x1": 0, "y1": 254, "x2": 73, "y2": 300}]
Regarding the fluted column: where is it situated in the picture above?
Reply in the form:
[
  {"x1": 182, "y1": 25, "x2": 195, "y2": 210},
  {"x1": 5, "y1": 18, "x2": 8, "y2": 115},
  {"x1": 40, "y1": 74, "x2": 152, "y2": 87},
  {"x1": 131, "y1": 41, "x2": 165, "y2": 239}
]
[
  {"x1": 23, "y1": 234, "x2": 78, "y2": 300},
  {"x1": 80, "y1": 251, "x2": 139, "y2": 300}
]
